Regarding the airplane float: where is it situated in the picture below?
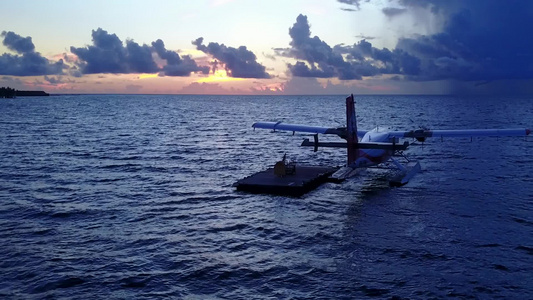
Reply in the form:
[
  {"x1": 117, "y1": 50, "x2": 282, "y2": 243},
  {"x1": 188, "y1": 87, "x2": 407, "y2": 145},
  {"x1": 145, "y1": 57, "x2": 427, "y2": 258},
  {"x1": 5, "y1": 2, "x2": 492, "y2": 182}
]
[{"x1": 252, "y1": 94, "x2": 531, "y2": 186}]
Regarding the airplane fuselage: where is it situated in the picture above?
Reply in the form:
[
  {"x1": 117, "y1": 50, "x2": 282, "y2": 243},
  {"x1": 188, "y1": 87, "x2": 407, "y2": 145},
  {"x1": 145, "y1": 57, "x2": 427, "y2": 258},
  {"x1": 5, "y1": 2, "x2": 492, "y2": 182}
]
[{"x1": 351, "y1": 129, "x2": 395, "y2": 168}]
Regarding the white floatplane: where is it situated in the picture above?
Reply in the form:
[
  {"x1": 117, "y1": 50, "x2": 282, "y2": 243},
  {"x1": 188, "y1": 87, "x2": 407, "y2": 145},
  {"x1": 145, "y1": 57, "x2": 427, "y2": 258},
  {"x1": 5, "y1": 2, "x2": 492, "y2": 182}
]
[{"x1": 252, "y1": 94, "x2": 531, "y2": 186}]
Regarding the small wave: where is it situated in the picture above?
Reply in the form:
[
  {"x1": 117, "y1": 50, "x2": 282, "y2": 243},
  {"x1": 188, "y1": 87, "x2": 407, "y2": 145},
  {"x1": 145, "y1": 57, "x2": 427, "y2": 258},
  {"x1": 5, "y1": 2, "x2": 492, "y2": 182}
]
[
  {"x1": 420, "y1": 252, "x2": 450, "y2": 261},
  {"x1": 120, "y1": 274, "x2": 151, "y2": 288},
  {"x1": 161, "y1": 214, "x2": 191, "y2": 221},
  {"x1": 357, "y1": 285, "x2": 391, "y2": 297},
  {"x1": 171, "y1": 194, "x2": 238, "y2": 205},
  {"x1": 144, "y1": 166, "x2": 168, "y2": 173},
  {"x1": 91, "y1": 177, "x2": 123, "y2": 183},
  {"x1": 393, "y1": 249, "x2": 450, "y2": 261},
  {"x1": 32, "y1": 208, "x2": 95, "y2": 220},
  {"x1": 206, "y1": 223, "x2": 250, "y2": 233},
  {"x1": 31, "y1": 277, "x2": 85, "y2": 294},
  {"x1": 493, "y1": 264, "x2": 510, "y2": 271},
  {"x1": 515, "y1": 245, "x2": 533, "y2": 255},
  {"x1": 475, "y1": 243, "x2": 502, "y2": 248},
  {"x1": 99, "y1": 163, "x2": 141, "y2": 171},
  {"x1": 116, "y1": 155, "x2": 141, "y2": 160},
  {"x1": 32, "y1": 228, "x2": 56, "y2": 235},
  {"x1": 50, "y1": 211, "x2": 78, "y2": 218},
  {"x1": 511, "y1": 217, "x2": 533, "y2": 225}
]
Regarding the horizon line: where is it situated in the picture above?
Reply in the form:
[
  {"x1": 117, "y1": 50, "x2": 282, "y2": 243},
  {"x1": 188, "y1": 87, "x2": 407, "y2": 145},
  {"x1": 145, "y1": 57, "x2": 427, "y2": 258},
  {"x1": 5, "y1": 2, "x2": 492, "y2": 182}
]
[{"x1": 44, "y1": 92, "x2": 531, "y2": 97}]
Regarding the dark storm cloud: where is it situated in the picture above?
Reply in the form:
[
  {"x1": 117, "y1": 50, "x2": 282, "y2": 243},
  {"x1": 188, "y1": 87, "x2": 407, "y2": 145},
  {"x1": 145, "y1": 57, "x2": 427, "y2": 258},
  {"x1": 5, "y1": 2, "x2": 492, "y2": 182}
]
[
  {"x1": 192, "y1": 37, "x2": 271, "y2": 79},
  {"x1": 70, "y1": 28, "x2": 208, "y2": 76},
  {"x1": 151, "y1": 39, "x2": 209, "y2": 76},
  {"x1": 361, "y1": 0, "x2": 533, "y2": 82},
  {"x1": 289, "y1": 0, "x2": 533, "y2": 84},
  {"x1": 380, "y1": 0, "x2": 533, "y2": 81},
  {"x1": 0, "y1": 31, "x2": 64, "y2": 76}
]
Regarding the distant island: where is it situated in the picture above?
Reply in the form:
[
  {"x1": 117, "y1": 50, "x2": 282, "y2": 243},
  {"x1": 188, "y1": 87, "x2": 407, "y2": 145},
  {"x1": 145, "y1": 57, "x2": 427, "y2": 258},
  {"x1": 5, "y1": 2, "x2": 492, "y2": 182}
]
[{"x1": 0, "y1": 87, "x2": 49, "y2": 98}]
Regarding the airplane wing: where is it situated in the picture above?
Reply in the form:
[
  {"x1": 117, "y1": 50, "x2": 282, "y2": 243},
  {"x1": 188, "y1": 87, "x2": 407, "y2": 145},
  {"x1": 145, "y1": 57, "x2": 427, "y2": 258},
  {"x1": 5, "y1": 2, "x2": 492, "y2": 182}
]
[
  {"x1": 387, "y1": 128, "x2": 531, "y2": 140},
  {"x1": 252, "y1": 121, "x2": 368, "y2": 138}
]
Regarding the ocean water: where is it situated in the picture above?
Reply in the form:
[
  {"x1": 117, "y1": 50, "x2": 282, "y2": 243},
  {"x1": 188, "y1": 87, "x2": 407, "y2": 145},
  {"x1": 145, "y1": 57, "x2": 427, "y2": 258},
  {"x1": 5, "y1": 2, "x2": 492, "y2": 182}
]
[{"x1": 0, "y1": 94, "x2": 532, "y2": 299}]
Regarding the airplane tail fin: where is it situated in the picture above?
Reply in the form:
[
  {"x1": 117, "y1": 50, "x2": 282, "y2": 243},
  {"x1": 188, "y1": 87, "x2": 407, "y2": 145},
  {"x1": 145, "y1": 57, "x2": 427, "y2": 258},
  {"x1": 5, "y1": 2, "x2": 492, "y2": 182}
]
[{"x1": 346, "y1": 94, "x2": 358, "y2": 166}]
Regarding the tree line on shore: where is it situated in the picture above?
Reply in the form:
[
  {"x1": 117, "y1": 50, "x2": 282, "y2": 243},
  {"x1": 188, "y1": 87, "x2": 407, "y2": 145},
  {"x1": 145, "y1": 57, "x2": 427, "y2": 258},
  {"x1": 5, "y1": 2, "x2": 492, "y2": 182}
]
[
  {"x1": 0, "y1": 87, "x2": 49, "y2": 97},
  {"x1": 0, "y1": 87, "x2": 16, "y2": 98}
]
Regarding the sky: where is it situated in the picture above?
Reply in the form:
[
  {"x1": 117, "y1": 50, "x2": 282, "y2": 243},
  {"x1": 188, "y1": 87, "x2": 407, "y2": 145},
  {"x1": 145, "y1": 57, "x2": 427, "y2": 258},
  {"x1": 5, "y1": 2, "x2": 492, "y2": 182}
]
[{"x1": 1, "y1": 0, "x2": 533, "y2": 95}]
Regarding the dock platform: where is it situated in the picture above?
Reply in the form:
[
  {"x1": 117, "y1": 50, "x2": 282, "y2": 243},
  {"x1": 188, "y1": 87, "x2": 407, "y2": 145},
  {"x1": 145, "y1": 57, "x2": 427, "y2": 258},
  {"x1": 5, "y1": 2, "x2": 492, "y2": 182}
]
[{"x1": 234, "y1": 165, "x2": 339, "y2": 196}]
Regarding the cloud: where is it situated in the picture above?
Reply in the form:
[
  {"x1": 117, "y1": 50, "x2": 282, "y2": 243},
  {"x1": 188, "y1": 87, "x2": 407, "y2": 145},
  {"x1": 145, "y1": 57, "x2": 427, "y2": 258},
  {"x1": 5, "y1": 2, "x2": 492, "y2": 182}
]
[
  {"x1": 70, "y1": 28, "x2": 208, "y2": 76},
  {"x1": 125, "y1": 40, "x2": 159, "y2": 73},
  {"x1": 281, "y1": 77, "x2": 335, "y2": 95},
  {"x1": 68, "y1": 67, "x2": 83, "y2": 78},
  {"x1": 0, "y1": 31, "x2": 65, "y2": 76},
  {"x1": 1, "y1": 31, "x2": 35, "y2": 53},
  {"x1": 151, "y1": 39, "x2": 209, "y2": 76},
  {"x1": 384, "y1": 0, "x2": 533, "y2": 82},
  {"x1": 179, "y1": 82, "x2": 237, "y2": 94},
  {"x1": 44, "y1": 75, "x2": 61, "y2": 84},
  {"x1": 0, "y1": 76, "x2": 23, "y2": 86},
  {"x1": 192, "y1": 37, "x2": 271, "y2": 78},
  {"x1": 283, "y1": 14, "x2": 423, "y2": 80},
  {"x1": 263, "y1": 52, "x2": 277, "y2": 61},
  {"x1": 382, "y1": 7, "x2": 407, "y2": 17},
  {"x1": 285, "y1": 14, "x2": 364, "y2": 80},
  {"x1": 337, "y1": 0, "x2": 369, "y2": 10},
  {"x1": 394, "y1": 0, "x2": 457, "y2": 14},
  {"x1": 368, "y1": 0, "x2": 533, "y2": 81},
  {"x1": 70, "y1": 28, "x2": 157, "y2": 74},
  {"x1": 280, "y1": 77, "x2": 394, "y2": 95},
  {"x1": 125, "y1": 84, "x2": 143, "y2": 93},
  {"x1": 286, "y1": 0, "x2": 533, "y2": 90},
  {"x1": 355, "y1": 34, "x2": 375, "y2": 40}
]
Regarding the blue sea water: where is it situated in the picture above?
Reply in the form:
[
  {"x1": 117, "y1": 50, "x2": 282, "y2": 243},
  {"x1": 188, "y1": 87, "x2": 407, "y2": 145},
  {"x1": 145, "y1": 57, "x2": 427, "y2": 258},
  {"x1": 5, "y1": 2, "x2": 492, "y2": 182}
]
[{"x1": 0, "y1": 94, "x2": 532, "y2": 299}]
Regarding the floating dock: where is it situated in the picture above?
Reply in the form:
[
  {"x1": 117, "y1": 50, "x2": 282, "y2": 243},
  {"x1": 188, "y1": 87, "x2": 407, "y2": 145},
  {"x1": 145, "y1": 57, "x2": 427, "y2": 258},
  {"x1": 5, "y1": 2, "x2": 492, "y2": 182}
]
[{"x1": 234, "y1": 165, "x2": 339, "y2": 196}]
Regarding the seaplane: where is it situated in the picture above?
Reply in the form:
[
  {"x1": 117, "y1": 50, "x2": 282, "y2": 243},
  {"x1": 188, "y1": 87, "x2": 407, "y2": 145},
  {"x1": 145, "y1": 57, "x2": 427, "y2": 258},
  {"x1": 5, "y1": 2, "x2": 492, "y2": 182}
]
[{"x1": 252, "y1": 94, "x2": 531, "y2": 187}]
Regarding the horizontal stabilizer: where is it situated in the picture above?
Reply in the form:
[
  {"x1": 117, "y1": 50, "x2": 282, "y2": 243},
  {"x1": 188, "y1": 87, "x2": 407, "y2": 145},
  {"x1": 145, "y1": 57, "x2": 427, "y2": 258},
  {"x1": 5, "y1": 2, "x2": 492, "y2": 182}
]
[{"x1": 301, "y1": 139, "x2": 409, "y2": 150}]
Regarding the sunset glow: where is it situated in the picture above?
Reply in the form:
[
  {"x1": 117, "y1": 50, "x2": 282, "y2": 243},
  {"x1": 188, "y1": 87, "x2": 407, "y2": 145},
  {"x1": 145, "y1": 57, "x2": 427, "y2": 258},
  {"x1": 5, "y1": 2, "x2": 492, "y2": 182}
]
[
  {"x1": 138, "y1": 74, "x2": 159, "y2": 80},
  {"x1": 196, "y1": 69, "x2": 245, "y2": 83}
]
